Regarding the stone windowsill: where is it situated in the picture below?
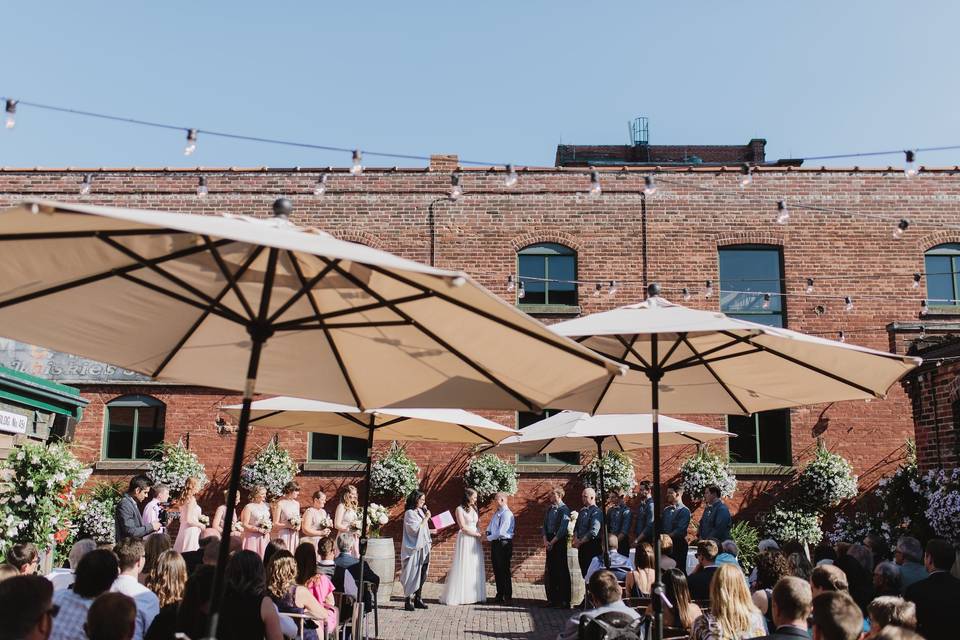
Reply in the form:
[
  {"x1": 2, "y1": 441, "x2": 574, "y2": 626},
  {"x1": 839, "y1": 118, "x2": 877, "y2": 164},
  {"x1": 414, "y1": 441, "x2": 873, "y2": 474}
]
[
  {"x1": 94, "y1": 459, "x2": 152, "y2": 471},
  {"x1": 303, "y1": 461, "x2": 367, "y2": 473},
  {"x1": 728, "y1": 463, "x2": 794, "y2": 477},
  {"x1": 516, "y1": 463, "x2": 583, "y2": 475},
  {"x1": 516, "y1": 304, "x2": 582, "y2": 316}
]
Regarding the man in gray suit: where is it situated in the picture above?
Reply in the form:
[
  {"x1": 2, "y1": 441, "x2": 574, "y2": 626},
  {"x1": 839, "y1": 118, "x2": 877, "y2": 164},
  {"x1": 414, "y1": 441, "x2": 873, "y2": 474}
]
[{"x1": 115, "y1": 475, "x2": 160, "y2": 542}]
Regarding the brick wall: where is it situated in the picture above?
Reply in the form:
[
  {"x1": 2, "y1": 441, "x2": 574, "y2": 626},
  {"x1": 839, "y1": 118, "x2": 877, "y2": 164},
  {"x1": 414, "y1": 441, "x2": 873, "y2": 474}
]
[{"x1": 0, "y1": 161, "x2": 949, "y2": 580}]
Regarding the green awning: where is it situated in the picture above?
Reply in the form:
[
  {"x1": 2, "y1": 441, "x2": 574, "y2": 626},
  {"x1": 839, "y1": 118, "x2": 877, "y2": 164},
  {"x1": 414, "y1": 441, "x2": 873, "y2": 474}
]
[{"x1": 0, "y1": 365, "x2": 87, "y2": 418}]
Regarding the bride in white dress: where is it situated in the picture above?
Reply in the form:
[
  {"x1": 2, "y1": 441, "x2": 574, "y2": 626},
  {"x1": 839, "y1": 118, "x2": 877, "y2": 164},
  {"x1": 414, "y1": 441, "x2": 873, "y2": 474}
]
[{"x1": 440, "y1": 488, "x2": 486, "y2": 605}]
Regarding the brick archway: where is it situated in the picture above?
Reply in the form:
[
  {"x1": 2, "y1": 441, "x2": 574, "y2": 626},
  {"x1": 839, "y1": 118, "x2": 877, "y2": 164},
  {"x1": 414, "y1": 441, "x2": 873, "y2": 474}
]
[
  {"x1": 715, "y1": 232, "x2": 784, "y2": 248},
  {"x1": 331, "y1": 230, "x2": 384, "y2": 249},
  {"x1": 919, "y1": 231, "x2": 960, "y2": 252},
  {"x1": 509, "y1": 230, "x2": 583, "y2": 253}
]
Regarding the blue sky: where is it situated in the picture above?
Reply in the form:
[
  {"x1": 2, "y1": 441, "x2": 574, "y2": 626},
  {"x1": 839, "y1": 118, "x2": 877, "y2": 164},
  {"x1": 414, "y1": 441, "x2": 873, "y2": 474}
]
[{"x1": 2, "y1": 1, "x2": 957, "y2": 169}]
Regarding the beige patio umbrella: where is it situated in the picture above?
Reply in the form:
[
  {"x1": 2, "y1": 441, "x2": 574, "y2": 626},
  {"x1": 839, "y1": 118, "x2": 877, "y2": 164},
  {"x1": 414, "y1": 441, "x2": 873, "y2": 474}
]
[
  {"x1": 547, "y1": 284, "x2": 920, "y2": 639},
  {"x1": 0, "y1": 199, "x2": 624, "y2": 639}
]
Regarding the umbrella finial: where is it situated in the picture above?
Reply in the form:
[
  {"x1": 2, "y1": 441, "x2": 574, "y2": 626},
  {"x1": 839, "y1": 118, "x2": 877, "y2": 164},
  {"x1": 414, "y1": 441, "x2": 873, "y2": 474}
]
[
  {"x1": 646, "y1": 282, "x2": 661, "y2": 299},
  {"x1": 272, "y1": 198, "x2": 293, "y2": 219}
]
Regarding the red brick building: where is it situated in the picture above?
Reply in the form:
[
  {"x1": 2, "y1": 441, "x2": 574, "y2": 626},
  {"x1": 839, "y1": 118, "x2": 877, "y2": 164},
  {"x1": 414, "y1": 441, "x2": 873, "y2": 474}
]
[{"x1": 0, "y1": 151, "x2": 951, "y2": 580}]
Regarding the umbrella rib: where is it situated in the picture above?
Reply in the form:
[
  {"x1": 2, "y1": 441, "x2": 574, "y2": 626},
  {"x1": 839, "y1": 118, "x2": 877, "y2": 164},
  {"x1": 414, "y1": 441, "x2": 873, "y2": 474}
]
[
  {"x1": 277, "y1": 320, "x2": 412, "y2": 331},
  {"x1": 266, "y1": 259, "x2": 341, "y2": 324},
  {"x1": 658, "y1": 333, "x2": 686, "y2": 369},
  {"x1": 116, "y1": 272, "x2": 248, "y2": 325},
  {"x1": 0, "y1": 237, "x2": 234, "y2": 311},
  {"x1": 322, "y1": 258, "x2": 539, "y2": 412},
  {"x1": 202, "y1": 236, "x2": 257, "y2": 322},
  {"x1": 151, "y1": 245, "x2": 267, "y2": 378},
  {"x1": 360, "y1": 262, "x2": 620, "y2": 371},
  {"x1": 272, "y1": 292, "x2": 434, "y2": 331},
  {"x1": 679, "y1": 334, "x2": 751, "y2": 415},
  {"x1": 336, "y1": 412, "x2": 371, "y2": 428},
  {"x1": 287, "y1": 252, "x2": 365, "y2": 410},
  {"x1": 677, "y1": 433, "x2": 705, "y2": 445},
  {"x1": 457, "y1": 424, "x2": 497, "y2": 445},
  {"x1": 662, "y1": 334, "x2": 755, "y2": 372},
  {"x1": 248, "y1": 409, "x2": 285, "y2": 425},
  {"x1": 371, "y1": 416, "x2": 408, "y2": 429},
  {"x1": 614, "y1": 334, "x2": 652, "y2": 370},
  {"x1": 0, "y1": 228, "x2": 190, "y2": 241},
  {"x1": 722, "y1": 331, "x2": 883, "y2": 398},
  {"x1": 612, "y1": 435, "x2": 627, "y2": 452},
  {"x1": 590, "y1": 334, "x2": 640, "y2": 414},
  {"x1": 98, "y1": 236, "x2": 246, "y2": 323},
  {"x1": 696, "y1": 347, "x2": 764, "y2": 366}
]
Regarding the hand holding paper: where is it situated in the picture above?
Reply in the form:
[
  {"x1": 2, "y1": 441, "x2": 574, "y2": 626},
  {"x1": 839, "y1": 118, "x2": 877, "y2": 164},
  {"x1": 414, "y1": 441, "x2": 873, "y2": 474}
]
[{"x1": 430, "y1": 510, "x2": 455, "y2": 530}]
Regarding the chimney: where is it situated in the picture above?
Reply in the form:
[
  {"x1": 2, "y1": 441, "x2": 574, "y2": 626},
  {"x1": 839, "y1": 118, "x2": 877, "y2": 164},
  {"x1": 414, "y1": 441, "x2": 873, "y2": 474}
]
[{"x1": 429, "y1": 154, "x2": 459, "y2": 173}]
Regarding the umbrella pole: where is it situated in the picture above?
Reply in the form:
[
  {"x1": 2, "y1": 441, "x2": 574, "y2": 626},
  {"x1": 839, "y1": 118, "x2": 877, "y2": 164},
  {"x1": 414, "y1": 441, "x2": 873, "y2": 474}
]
[
  {"x1": 593, "y1": 436, "x2": 610, "y2": 569},
  {"x1": 356, "y1": 419, "x2": 376, "y2": 627},
  {"x1": 649, "y1": 333, "x2": 664, "y2": 640}
]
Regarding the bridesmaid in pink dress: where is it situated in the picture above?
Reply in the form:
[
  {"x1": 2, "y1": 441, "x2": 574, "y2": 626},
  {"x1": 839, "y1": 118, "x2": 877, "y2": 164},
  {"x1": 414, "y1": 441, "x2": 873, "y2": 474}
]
[
  {"x1": 212, "y1": 489, "x2": 242, "y2": 538},
  {"x1": 173, "y1": 477, "x2": 204, "y2": 553},
  {"x1": 333, "y1": 484, "x2": 361, "y2": 557},
  {"x1": 273, "y1": 481, "x2": 302, "y2": 550},
  {"x1": 240, "y1": 485, "x2": 272, "y2": 556}
]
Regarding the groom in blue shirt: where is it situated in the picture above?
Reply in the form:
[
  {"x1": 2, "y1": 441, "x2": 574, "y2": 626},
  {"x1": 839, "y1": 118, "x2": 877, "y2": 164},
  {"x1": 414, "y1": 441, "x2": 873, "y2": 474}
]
[{"x1": 486, "y1": 492, "x2": 515, "y2": 604}]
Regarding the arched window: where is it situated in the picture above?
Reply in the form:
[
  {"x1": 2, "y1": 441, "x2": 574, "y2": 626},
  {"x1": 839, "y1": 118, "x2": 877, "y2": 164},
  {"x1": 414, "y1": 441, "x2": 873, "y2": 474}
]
[
  {"x1": 104, "y1": 394, "x2": 165, "y2": 460},
  {"x1": 925, "y1": 243, "x2": 960, "y2": 308},
  {"x1": 517, "y1": 243, "x2": 577, "y2": 308}
]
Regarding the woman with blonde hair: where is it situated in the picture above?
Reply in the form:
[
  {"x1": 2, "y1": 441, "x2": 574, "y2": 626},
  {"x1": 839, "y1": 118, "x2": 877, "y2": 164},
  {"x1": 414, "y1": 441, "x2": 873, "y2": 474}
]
[
  {"x1": 241, "y1": 485, "x2": 273, "y2": 557},
  {"x1": 140, "y1": 533, "x2": 171, "y2": 585},
  {"x1": 659, "y1": 534, "x2": 678, "y2": 570},
  {"x1": 691, "y1": 563, "x2": 767, "y2": 640},
  {"x1": 266, "y1": 551, "x2": 328, "y2": 640},
  {"x1": 173, "y1": 478, "x2": 206, "y2": 553},
  {"x1": 333, "y1": 484, "x2": 360, "y2": 557},
  {"x1": 273, "y1": 481, "x2": 302, "y2": 550},
  {"x1": 212, "y1": 489, "x2": 242, "y2": 537},
  {"x1": 144, "y1": 549, "x2": 188, "y2": 640}
]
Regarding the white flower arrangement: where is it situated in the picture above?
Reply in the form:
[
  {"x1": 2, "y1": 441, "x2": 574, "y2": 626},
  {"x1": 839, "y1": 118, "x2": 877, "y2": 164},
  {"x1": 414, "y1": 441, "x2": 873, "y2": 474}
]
[
  {"x1": 763, "y1": 505, "x2": 823, "y2": 546},
  {"x1": 796, "y1": 446, "x2": 858, "y2": 512},
  {"x1": 580, "y1": 451, "x2": 637, "y2": 496},
  {"x1": 231, "y1": 519, "x2": 244, "y2": 534},
  {"x1": 198, "y1": 514, "x2": 210, "y2": 527},
  {"x1": 924, "y1": 467, "x2": 960, "y2": 543},
  {"x1": 679, "y1": 448, "x2": 737, "y2": 500},
  {"x1": 77, "y1": 497, "x2": 117, "y2": 544},
  {"x1": 370, "y1": 442, "x2": 420, "y2": 506},
  {"x1": 256, "y1": 514, "x2": 273, "y2": 535},
  {"x1": 567, "y1": 510, "x2": 578, "y2": 546},
  {"x1": 464, "y1": 454, "x2": 518, "y2": 500},
  {"x1": 363, "y1": 503, "x2": 391, "y2": 537},
  {"x1": 826, "y1": 511, "x2": 876, "y2": 546},
  {"x1": 240, "y1": 439, "x2": 299, "y2": 500},
  {"x1": 147, "y1": 441, "x2": 208, "y2": 498}
]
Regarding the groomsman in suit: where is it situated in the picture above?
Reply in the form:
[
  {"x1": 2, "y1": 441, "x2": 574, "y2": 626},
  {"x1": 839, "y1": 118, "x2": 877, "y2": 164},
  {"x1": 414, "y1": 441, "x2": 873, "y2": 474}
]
[
  {"x1": 606, "y1": 490, "x2": 632, "y2": 556},
  {"x1": 662, "y1": 484, "x2": 691, "y2": 572},
  {"x1": 115, "y1": 475, "x2": 160, "y2": 542},
  {"x1": 632, "y1": 481, "x2": 654, "y2": 544},
  {"x1": 697, "y1": 485, "x2": 732, "y2": 543},
  {"x1": 542, "y1": 487, "x2": 571, "y2": 609},
  {"x1": 572, "y1": 488, "x2": 602, "y2": 580},
  {"x1": 486, "y1": 492, "x2": 515, "y2": 604}
]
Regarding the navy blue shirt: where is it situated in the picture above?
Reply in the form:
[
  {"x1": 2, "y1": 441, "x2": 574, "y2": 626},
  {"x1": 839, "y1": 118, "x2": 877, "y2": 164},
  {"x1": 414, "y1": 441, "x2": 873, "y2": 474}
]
[
  {"x1": 543, "y1": 502, "x2": 571, "y2": 542},
  {"x1": 632, "y1": 497, "x2": 654, "y2": 540},
  {"x1": 574, "y1": 504, "x2": 602, "y2": 541},
  {"x1": 662, "y1": 503, "x2": 691, "y2": 539},
  {"x1": 607, "y1": 503, "x2": 632, "y2": 537},
  {"x1": 697, "y1": 500, "x2": 732, "y2": 542}
]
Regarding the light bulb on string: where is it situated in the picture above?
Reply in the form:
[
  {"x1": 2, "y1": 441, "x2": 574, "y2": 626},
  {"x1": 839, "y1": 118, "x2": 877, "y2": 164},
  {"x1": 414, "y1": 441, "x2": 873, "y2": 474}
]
[
  {"x1": 738, "y1": 164, "x2": 753, "y2": 188},
  {"x1": 904, "y1": 150, "x2": 918, "y2": 178},
  {"x1": 517, "y1": 280, "x2": 526, "y2": 300},
  {"x1": 775, "y1": 200, "x2": 790, "y2": 225},
  {"x1": 920, "y1": 325, "x2": 926, "y2": 340},
  {"x1": 912, "y1": 273, "x2": 922, "y2": 289},
  {"x1": 314, "y1": 173, "x2": 328, "y2": 196},
  {"x1": 814, "y1": 305, "x2": 826, "y2": 317},
  {"x1": 449, "y1": 172, "x2": 463, "y2": 200},
  {"x1": 762, "y1": 293, "x2": 771, "y2": 309},
  {"x1": 893, "y1": 219, "x2": 909, "y2": 240},
  {"x1": 593, "y1": 282, "x2": 603, "y2": 297},
  {"x1": 838, "y1": 331, "x2": 846, "y2": 343},
  {"x1": 184, "y1": 129, "x2": 198, "y2": 156},
  {"x1": 704, "y1": 280, "x2": 714, "y2": 298},
  {"x1": 350, "y1": 149, "x2": 363, "y2": 175},
  {"x1": 588, "y1": 171, "x2": 602, "y2": 196},
  {"x1": 196, "y1": 176, "x2": 208, "y2": 197},
  {"x1": 607, "y1": 281, "x2": 619, "y2": 297},
  {"x1": 844, "y1": 296, "x2": 854, "y2": 312},
  {"x1": 682, "y1": 287, "x2": 692, "y2": 301},
  {"x1": 504, "y1": 164, "x2": 518, "y2": 188},
  {"x1": 79, "y1": 174, "x2": 92, "y2": 196},
  {"x1": 643, "y1": 176, "x2": 657, "y2": 196},
  {"x1": 4, "y1": 99, "x2": 16, "y2": 129},
  {"x1": 506, "y1": 275, "x2": 515, "y2": 292},
  {"x1": 806, "y1": 278, "x2": 814, "y2": 294},
  {"x1": 920, "y1": 300, "x2": 929, "y2": 316}
]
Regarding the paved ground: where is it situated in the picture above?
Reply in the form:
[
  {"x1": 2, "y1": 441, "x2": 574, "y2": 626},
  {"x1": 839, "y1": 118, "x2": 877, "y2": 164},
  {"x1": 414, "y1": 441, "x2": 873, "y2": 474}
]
[{"x1": 370, "y1": 582, "x2": 572, "y2": 639}]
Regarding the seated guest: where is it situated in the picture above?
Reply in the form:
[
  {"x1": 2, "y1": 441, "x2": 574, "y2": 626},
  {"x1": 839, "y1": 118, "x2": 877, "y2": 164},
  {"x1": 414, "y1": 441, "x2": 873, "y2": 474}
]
[
  {"x1": 810, "y1": 564, "x2": 848, "y2": 597},
  {"x1": 294, "y1": 542, "x2": 337, "y2": 637},
  {"x1": 864, "y1": 534, "x2": 890, "y2": 566},
  {"x1": 644, "y1": 568, "x2": 702, "y2": 633},
  {"x1": 216, "y1": 550, "x2": 285, "y2": 640},
  {"x1": 110, "y1": 538, "x2": 160, "y2": 640},
  {"x1": 873, "y1": 627, "x2": 924, "y2": 640},
  {"x1": 836, "y1": 544, "x2": 874, "y2": 613},
  {"x1": 0, "y1": 574, "x2": 56, "y2": 640},
  {"x1": 584, "y1": 533, "x2": 632, "y2": 582},
  {"x1": 144, "y1": 550, "x2": 187, "y2": 640},
  {"x1": 904, "y1": 537, "x2": 960, "y2": 640},
  {"x1": 7, "y1": 542, "x2": 40, "y2": 575},
  {"x1": 625, "y1": 541, "x2": 656, "y2": 597},
  {"x1": 317, "y1": 538, "x2": 336, "y2": 578},
  {"x1": 556, "y1": 569, "x2": 641, "y2": 640},
  {"x1": 813, "y1": 543, "x2": 837, "y2": 567},
  {"x1": 48, "y1": 539, "x2": 97, "y2": 591},
  {"x1": 750, "y1": 576, "x2": 811, "y2": 640},
  {"x1": 810, "y1": 591, "x2": 864, "y2": 640},
  {"x1": 752, "y1": 550, "x2": 791, "y2": 629},
  {"x1": 687, "y1": 539, "x2": 720, "y2": 601},
  {"x1": 873, "y1": 561, "x2": 902, "y2": 597},
  {"x1": 0, "y1": 563, "x2": 18, "y2": 582},
  {"x1": 51, "y1": 550, "x2": 120, "y2": 640},
  {"x1": 181, "y1": 533, "x2": 218, "y2": 576},
  {"x1": 263, "y1": 538, "x2": 288, "y2": 567},
  {"x1": 866, "y1": 596, "x2": 916, "y2": 638},
  {"x1": 893, "y1": 536, "x2": 927, "y2": 594},
  {"x1": 85, "y1": 593, "x2": 136, "y2": 640},
  {"x1": 788, "y1": 551, "x2": 813, "y2": 581},
  {"x1": 266, "y1": 551, "x2": 327, "y2": 640},
  {"x1": 174, "y1": 565, "x2": 215, "y2": 640},
  {"x1": 690, "y1": 563, "x2": 767, "y2": 640},
  {"x1": 139, "y1": 535, "x2": 171, "y2": 585},
  {"x1": 331, "y1": 533, "x2": 379, "y2": 615},
  {"x1": 659, "y1": 534, "x2": 678, "y2": 571}
]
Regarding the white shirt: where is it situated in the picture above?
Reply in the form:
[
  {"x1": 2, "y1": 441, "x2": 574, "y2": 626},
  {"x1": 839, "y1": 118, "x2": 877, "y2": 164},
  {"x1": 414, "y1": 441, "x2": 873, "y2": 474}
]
[
  {"x1": 112, "y1": 574, "x2": 160, "y2": 640},
  {"x1": 46, "y1": 568, "x2": 75, "y2": 591},
  {"x1": 142, "y1": 498, "x2": 165, "y2": 536}
]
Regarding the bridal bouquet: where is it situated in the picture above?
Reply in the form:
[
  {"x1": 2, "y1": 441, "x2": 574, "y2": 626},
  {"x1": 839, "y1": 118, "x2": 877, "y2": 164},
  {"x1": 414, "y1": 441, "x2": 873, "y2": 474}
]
[
  {"x1": 198, "y1": 514, "x2": 210, "y2": 527},
  {"x1": 288, "y1": 513, "x2": 302, "y2": 530},
  {"x1": 566, "y1": 510, "x2": 578, "y2": 546},
  {"x1": 231, "y1": 519, "x2": 244, "y2": 534},
  {"x1": 256, "y1": 515, "x2": 273, "y2": 535}
]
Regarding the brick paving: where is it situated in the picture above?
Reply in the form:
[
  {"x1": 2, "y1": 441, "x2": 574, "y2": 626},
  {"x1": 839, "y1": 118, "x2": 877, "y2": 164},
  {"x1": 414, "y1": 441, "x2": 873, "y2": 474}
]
[{"x1": 370, "y1": 582, "x2": 571, "y2": 639}]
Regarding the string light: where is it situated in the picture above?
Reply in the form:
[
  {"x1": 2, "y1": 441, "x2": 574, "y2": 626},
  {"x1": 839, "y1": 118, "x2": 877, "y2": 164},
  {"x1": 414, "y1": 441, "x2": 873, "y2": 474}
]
[
  {"x1": 449, "y1": 172, "x2": 463, "y2": 200},
  {"x1": 844, "y1": 296, "x2": 854, "y2": 311},
  {"x1": 79, "y1": 174, "x2": 92, "y2": 195},
  {"x1": 593, "y1": 282, "x2": 603, "y2": 297},
  {"x1": 762, "y1": 293, "x2": 772, "y2": 309},
  {"x1": 504, "y1": 164, "x2": 518, "y2": 188},
  {"x1": 313, "y1": 173, "x2": 328, "y2": 196},
  {"x1": 184, "y1": 129, "x2": 198, "y2": 156},
  {"x1": 838, "y1": 331, "x2": 846, "y2": 343},
  {"x1": 350, "y1": 149, "x2": 363, "y2": 175},
  {"x1": 920, "y1": 325, "x2": 926, "y2": 340},
  {"x1": 738, "y1": 164, "x2": 753, "y2": 188},
  {"x1": 704, "y1": 280, "x2": 714, "y2": 298},
  {"x1": 589, "y1": 171, "x2": 602, "y2": 196},
  {"x1": 920, "y1": 299, "x2": 929, "y2": 316},
  {"x1": 506, "y1": 275, "x2": 515, "y2": 292},
  {"x1": 775, "y1": 200, "x2": 790, "y2": 225},
  {"x1": 815, "y1": 305, "x2": 826, "y2": 316},
  {"x1": 806, "y1": 278, "x2": 815, "y2": 294},
  {"x1": 682, "y1": 287, "x2": 692, "y2": 301},
  {"x1": 196, "y1": 176, "x2": 208, "y2": 197},
  {"x1": 608, "y1": 280, "x2": 619, "y2": 297},
  {"x1": 893, "y1": 219, "x2": 909, "y2": 240},
  {"x1": 4, "y1": 99, "x2": 16, "y2": 129},
  {"x1": 904, "y1": 150, "x2": 918, "y2": 178},
  {"x1": 517, "y1": 280, "x2": 526, "y2": 299},
  {"x1": 643, "y1": 176, "x2": 657, "y2": 196},
  {"x1": 913, "y1": 273, "x2": 922, "y2": 288}
]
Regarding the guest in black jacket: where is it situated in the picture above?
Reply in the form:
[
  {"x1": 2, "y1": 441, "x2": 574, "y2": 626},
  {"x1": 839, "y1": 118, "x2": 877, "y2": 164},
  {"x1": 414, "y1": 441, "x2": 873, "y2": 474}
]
[
  {"x1": 751, "y1": 576, "x2": 812, "y2": 640},
  {"x1": 686, "y1": 539, "x2": 719, "y2": 601},
  {"x1": 904, "y1": 537, "x2": 960, "y2": 640}
]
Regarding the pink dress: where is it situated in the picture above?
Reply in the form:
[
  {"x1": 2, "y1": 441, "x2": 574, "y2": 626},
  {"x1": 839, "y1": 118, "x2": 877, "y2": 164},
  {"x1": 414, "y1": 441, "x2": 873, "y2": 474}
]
[
  {"x1": 241, "y1": 502, "x2": 272, "y2": 556},
  {"x1": 275, "y1": 499, "x2": 301, "y2": 550},
  {"x1": 173, "y1": 500, "x2": 202, "y2": 553},
  {"x1": 306, "y1": 574, "x2": 338, "y2": 634}
]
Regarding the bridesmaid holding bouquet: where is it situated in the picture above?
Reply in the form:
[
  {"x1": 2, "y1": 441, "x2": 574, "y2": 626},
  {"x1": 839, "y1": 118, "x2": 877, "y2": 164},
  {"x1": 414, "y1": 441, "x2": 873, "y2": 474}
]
[
  {"x1": 273, "y1": 481, "x2": 302, "y2": 550},
  {"x1": 241, "y1": 485, "x2": 273, "y2": 556},
  {"x1": 300, "y1": 490, "x2": 333, "y2": 549}
]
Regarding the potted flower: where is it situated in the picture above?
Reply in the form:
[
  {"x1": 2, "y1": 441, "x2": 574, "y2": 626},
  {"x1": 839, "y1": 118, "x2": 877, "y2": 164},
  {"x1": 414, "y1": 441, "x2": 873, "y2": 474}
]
[
  {"x1": 370, "y1": 442, "x2": 420, "y2": 506},
  {"x1": 796, "y1": 445, "x2": 858, "y2": 512},
  {"x1": 362, "y1": 502, "x2": 396, "y2": 591}
]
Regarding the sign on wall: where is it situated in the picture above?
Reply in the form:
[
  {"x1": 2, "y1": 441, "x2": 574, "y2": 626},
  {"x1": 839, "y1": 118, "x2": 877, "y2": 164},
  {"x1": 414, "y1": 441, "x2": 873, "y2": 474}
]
[
  {"x1": 0, "y1": 338, "x2": 150, "y2": 383},
  {"x1": 0, "y1": 409, "x2": 28, "y2": 434}
]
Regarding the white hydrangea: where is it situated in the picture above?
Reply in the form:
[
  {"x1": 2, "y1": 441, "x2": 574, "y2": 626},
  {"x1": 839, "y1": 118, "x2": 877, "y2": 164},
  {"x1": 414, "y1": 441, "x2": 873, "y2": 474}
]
[
  {"x1": 764, "y1": 505, "x2": 823, "y2": 546},
  {"x1": 147, "y1": 441, "x2": 208, "y2": 498},
  {"x1": 580, "y1": 451, "x2": 637, "y2": 496},
  {"x1": 464, "y1": 454, "x2": 518, "y2": 500},
  {"x1": 680, "y1": 448, "x2": 737, "y2": 499},
  {"x1": 240, "y1": 439, "x2": 299, "y2": 500},
  {"x1": 797, "y1": 447, "x2": 858, "y2": 511}
]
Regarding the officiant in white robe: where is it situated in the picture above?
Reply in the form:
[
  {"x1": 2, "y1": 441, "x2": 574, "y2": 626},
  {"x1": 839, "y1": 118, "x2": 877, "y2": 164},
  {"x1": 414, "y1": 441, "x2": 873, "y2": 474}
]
[{"x1": 399, "y1": 490, "x2": 432, "y2": 611}]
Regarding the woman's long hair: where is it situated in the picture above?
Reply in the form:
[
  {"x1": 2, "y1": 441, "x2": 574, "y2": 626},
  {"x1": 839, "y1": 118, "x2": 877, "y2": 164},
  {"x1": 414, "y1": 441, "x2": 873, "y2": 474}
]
[
  {"x1": 405, "y1": 490, "x2": 425, "y2": 512},
  {"x1": 461, "y1": 488, "x2": 477, "y2": 511},
  {"x1": 294, "y1": 542, "x2": 318, "y2": 585},
  {"x1": 662, "y1": 568, "x2": 695, "y2": 631},
  {"x1": 176, "y1": 565, "x2": 215, "y2": 640},
  {"x1": 142, "y1": 533, "x2": 172, "y2": 579},
  {"x1": 177, "y1": 477, "x2": 199, "y2": 506},
  {"x1": 634, "y1": 542, "x2": 655, "y2": 570},
  {"x1": 265, "y1": 551, "x2": 297, "y2": 600},
  {"x1": 709, "y1": 563, "x2": 759, "y2": 638},
  {"x1": 149, "y1": 550, "x2": 188, "y2": 608},
  {"x1": 339, "y1": 484, "x2": 358, "y2": 509},
  {"x1": 225, "y1": 549, "x2": 267, "y2": 597}
]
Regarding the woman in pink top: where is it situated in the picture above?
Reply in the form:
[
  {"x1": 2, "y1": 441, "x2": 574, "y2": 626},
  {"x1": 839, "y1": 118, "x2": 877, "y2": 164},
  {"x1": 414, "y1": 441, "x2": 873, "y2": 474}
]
[
  {"x1": 241, "y1": 485, "x2": 273, "y2": 556},
  {"x1": 273, "y1": 481, "x2": 302, "y2": 550},
  {"x1": 294, "y1": 542, "x2": 337, "y2": 635},
  {"x1": 173, "y1": 477, "x2": 205, "y2": 553}
]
